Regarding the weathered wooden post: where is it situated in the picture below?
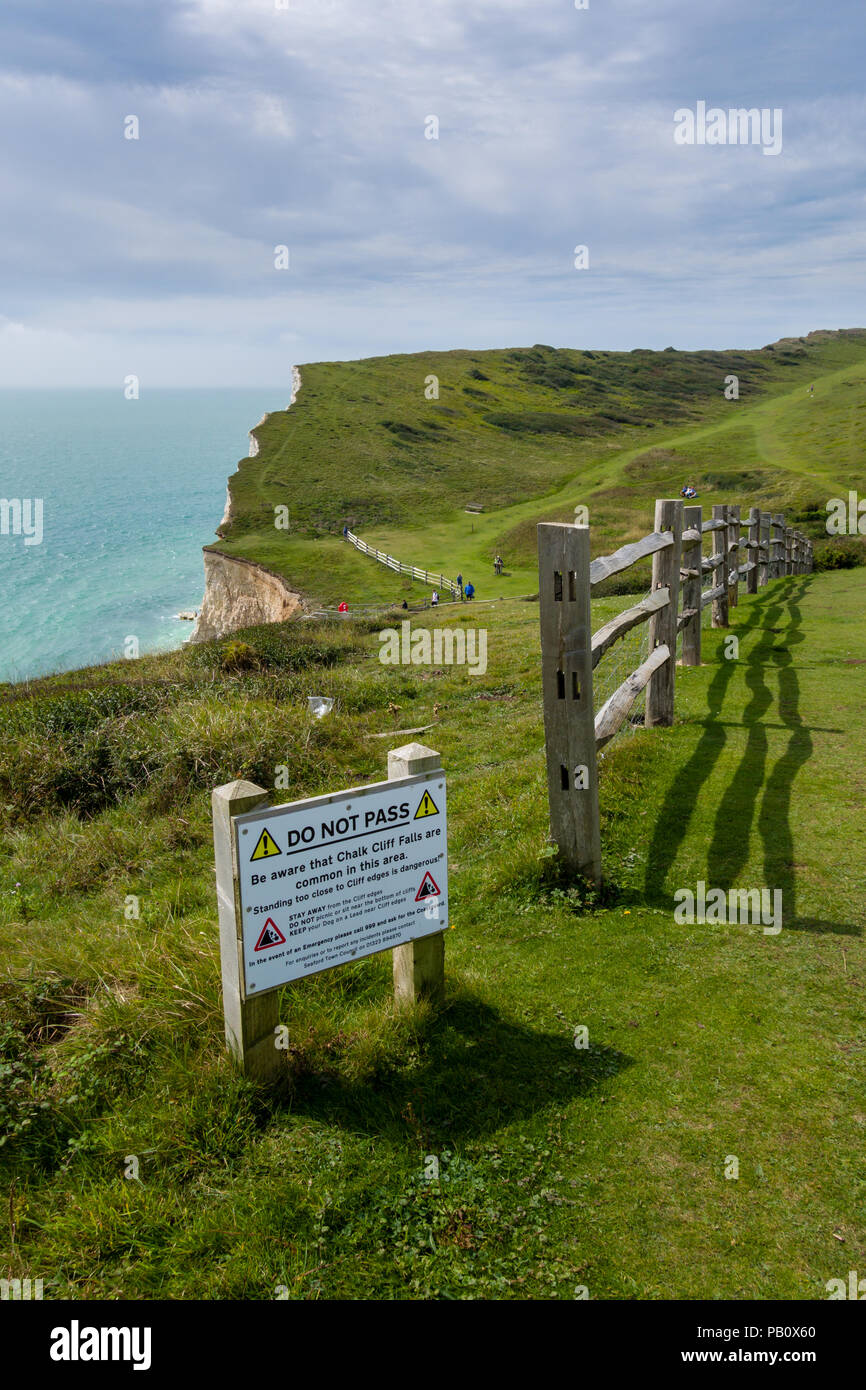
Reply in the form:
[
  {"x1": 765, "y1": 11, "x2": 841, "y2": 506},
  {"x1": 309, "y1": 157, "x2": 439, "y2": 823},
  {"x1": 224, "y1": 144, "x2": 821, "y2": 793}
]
[
  {"x1": 746, "y1": 506, "x2": 760, "y2": 595},
  {"x1": 712, "y1": 504, "x2": 729, "y2": 626},
  {"x1": 778, "y1": 514, "x2": 789, "y2": 578},
  {"x1": 646, "y1": 498, "x2": 682, "y2": 726},
  {"x1": 680, "y1": 503, "x2": 702, "y2": 667},
  {"x1": 785, "y1": 525, "x2": 793, "y2": 576},
  {"x1": 212, "y1": 779, "x2": 282, "y2": 1081},
  {"x1": 758, "y1": 511, "x2": 770, "y2": 587},
  {"x1": 537, "y1": 522, "x2": 601, "y2": 885},
  {"x1": 727, "y1": 503, "x2": 740, "y2": 608},
  {"x1": 389, "y1": 742, "x2": 446, "y2": 1007}
]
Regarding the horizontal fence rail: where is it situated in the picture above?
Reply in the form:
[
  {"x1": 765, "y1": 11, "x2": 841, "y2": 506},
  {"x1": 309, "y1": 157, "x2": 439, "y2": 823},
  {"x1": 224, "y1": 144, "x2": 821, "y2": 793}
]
[
  {"x1": 538, "y1": 502, "x2": 813, "y2": 886},
  {"x1": 343, "y1": 529, "x2": 461, "y2": 598}
]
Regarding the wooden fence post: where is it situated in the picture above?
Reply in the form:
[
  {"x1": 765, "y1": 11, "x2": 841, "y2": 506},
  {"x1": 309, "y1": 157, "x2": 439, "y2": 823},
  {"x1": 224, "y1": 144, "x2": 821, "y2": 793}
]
[
  {"x1": 778, "y1": 514, "x2": 789, "y2": 578},
  {"x1": 712, "y1": 504, "x2": 729, "y2": 626},
  {"x1": 389, "y1": 742, "x2": 446, "y2": 1006},
  {"x1": 537, "y1": 522, "x2": 601, "y2": 885},
  {"x1": 747, "y1": 506, "x2": 760, "y2": 595},
  {"x1": 785, "y1": 526, "x2": 793, "y2": 576},
  {"x1": 212, "y1": 779, "x2": 282, "y2": 1082},
  {"x1": 758, "y1": 511, "x2": 770, "y2": 587},
  {"x1": 646, "y1": 498, "x2": 682, "y2": 726},
  {"x1": 680, "y1": 503, "x2": 702, "y2": 666},
  {"x1": 727, "y1": 503, "x2": 740, "y2": 608}
]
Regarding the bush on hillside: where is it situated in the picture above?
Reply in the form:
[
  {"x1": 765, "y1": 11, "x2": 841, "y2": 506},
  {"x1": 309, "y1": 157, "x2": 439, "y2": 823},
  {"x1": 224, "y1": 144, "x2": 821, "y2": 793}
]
[{"x1": 812, "y1": 539, "x2": 866, "y2": 571}]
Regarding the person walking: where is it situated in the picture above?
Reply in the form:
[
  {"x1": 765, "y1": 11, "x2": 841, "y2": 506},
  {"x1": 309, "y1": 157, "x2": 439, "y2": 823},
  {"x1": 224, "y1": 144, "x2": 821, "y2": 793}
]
[
  {"x1": 463, "y1": 581, "x2": 475, "y2": 601},
  {"x1": 494, "y1": 553, "x2": 503, "y2": 576},
  {"x1": 456, "y1": 572, "x2": 463, "y2": 600},
  {"x1": 431, "y1": 590, "x2": 439, "y2": 607}
]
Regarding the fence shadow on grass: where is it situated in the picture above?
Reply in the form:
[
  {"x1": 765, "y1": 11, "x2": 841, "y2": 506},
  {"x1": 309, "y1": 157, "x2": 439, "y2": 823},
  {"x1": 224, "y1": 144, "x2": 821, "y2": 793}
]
[
  {"x1": 276, "y1": 993, "x2": 634, "y2": 1144},
  {"x1": 641, "y1": 577, "x2": 857, "y2": 937}
]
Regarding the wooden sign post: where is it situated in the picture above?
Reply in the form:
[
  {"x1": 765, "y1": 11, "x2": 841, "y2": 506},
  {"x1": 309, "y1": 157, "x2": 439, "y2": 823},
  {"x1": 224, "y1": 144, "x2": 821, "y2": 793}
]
[
  {"x1": 212, "y1": 744, "x2": 447, "y2": 1078},
  {"x1": 212, "y1": 778, "x2": 281, "y2": 1082}
]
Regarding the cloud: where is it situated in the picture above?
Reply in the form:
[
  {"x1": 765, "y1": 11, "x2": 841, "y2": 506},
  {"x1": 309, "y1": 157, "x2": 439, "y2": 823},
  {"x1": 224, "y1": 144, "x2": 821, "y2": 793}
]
[{"x1": 0, "y1": 0, "x2": 864, "y2": 381}]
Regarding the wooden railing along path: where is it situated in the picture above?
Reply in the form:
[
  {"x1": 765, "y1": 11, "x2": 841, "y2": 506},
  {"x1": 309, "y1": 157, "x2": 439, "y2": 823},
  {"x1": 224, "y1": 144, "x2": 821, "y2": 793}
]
[
  {"x1": 342, "y1": 529, "x2": 461, "y2": 598},
  {"x1": 537, "y1": 501, "x2": 813, "y2": 885}
]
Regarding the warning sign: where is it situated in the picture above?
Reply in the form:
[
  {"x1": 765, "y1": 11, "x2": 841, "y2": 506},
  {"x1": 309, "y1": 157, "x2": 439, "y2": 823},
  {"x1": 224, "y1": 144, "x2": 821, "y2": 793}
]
[
  {"x1": 414, "y1": 790, "x2": 440, "y2": 819},
  {"x1": 234, "y1": 771, "x2": 447, "y2": 997},
  {"x1": 415, "y1": 872, "x2": 440, "y2": 901},
  {"x1": 250, "y1": 828, "x2": 281, "y2": 861},
  {"x1": 254, "y1": 918, "x2": 286, "y2": 951}
]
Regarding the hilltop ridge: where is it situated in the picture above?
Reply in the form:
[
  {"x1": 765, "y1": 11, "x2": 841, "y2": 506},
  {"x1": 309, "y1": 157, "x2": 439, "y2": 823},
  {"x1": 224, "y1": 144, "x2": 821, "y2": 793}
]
[{"x1": 202, "y1": 331, "x2": 866, "y2": 621}]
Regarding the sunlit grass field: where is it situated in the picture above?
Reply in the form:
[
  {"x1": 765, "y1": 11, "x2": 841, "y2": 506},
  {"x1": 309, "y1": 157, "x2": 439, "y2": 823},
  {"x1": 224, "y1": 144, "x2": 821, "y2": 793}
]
[{"x1": 1, "y1": 568, "x2": 863, "y2": 1299}]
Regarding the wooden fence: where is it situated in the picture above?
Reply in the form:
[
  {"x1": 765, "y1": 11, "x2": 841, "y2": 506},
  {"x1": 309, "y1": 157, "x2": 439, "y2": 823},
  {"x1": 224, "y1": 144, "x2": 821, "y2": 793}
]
[
  {"x1": 538, "y1": 501, "x2": 813, "y2": 885},
  {"x1": 343, "y1": 529, "x2": 461, "y2": 598}
]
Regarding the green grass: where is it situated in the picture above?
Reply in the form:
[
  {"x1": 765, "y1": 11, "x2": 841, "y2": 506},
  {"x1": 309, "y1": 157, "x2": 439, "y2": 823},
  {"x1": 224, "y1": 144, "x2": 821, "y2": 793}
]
[
  {"x1": 1, "y1": 570, "x2": 864, "y2": 1299},
  {"x1": 214, "y1": 330, "x2": 866, "y2": 606}
]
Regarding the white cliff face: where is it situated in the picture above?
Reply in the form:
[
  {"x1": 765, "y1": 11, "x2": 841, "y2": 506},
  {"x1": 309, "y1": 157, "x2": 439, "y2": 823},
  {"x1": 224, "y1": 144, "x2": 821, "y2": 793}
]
[
  {"x1": 195, "y1": 369, "x2": 304, "y2": 641},
  {"x1": 190, "y1": 551, "x2": 304, "y2": 643},
  {"x1": 219, "y1": 369, "x2": 302, "y2": 532}
]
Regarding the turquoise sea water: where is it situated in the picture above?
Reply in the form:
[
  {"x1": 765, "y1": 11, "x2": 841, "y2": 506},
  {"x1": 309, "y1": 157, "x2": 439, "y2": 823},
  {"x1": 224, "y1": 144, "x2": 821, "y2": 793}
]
[{"x1": 0, "y1": 389, "x2": 286, "y2": 684}]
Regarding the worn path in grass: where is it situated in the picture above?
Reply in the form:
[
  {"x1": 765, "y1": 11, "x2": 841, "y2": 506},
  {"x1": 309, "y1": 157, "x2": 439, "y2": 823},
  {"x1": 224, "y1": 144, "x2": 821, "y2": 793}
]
[{"x1": 312, "y1": 355, "x2": 866, "y2": 604}]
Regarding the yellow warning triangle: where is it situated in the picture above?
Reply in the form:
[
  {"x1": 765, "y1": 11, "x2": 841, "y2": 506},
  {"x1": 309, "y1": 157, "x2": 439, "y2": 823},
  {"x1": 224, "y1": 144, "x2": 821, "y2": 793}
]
[
  {"x1": 414, "y1": 790, "x2": 440, "y2": 820},
  {"x1": 250, "y1": 827, "x2": 281, "y2": 860}
]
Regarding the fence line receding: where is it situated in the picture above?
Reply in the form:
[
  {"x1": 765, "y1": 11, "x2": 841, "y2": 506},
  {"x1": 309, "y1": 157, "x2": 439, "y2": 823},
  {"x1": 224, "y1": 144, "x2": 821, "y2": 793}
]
[{"x1": 537, "y1": 501, "x2": 813, "y2": 886}]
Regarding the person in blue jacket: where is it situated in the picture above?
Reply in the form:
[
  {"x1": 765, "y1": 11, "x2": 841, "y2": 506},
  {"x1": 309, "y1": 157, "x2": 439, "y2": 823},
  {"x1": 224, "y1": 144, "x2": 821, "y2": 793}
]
[{"x1": 464, "y1": 581, "x2": 475, "y2": 601}]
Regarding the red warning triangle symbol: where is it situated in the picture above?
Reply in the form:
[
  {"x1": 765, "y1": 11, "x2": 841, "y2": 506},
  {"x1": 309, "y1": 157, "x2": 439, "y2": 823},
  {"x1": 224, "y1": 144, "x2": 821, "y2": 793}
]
[
  {"x1": 415, "y1": 872, "x2": 441, "y2": 901},
  {"x1": 254, "y1": 917, "x2": 287, "y2": 951}
]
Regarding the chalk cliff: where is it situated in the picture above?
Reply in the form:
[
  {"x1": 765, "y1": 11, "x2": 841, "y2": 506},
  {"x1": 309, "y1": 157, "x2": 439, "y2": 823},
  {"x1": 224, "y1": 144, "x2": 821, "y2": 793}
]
[
  {"x1": 191, "y1": 368, "x2": 305, "y2": 643},
  {"x1": 189, "y1": 550, "x2": 304, "y2": 643}
]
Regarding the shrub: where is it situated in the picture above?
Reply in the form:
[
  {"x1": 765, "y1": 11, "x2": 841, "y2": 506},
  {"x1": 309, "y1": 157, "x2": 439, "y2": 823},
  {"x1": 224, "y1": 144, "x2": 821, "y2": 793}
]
[
  {"x1": 813, "y1": 540, "x2": 866, "y2": 571},
  {"x1": 220, "y1": 641, "x2": 259, "y2": 672}
]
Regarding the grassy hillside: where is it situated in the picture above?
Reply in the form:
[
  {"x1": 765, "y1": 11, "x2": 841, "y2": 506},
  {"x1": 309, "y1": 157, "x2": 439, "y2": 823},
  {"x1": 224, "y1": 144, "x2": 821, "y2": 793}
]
[
  {"x1": 1, "y1": 570, "x2": 864, "y2": 1299},
  {"x1": 214, "y1": 329, "x2": 866, "y2": 605}
]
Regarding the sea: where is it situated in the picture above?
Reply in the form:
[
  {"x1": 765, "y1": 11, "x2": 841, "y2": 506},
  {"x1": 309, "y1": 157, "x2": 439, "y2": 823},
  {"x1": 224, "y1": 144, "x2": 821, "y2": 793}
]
[{"x1": 0, "y1": 388, "x2": 287, "y2": 685}]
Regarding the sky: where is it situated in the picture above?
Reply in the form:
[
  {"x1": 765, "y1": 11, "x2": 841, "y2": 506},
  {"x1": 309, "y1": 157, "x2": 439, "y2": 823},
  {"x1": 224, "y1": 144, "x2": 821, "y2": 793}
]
[{"x1": 0, "y1": 0, "x2": 864, "y2": 385}]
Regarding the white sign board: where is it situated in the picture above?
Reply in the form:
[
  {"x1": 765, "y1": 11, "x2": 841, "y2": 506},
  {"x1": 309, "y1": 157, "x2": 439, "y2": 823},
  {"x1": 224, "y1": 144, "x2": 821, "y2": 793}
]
[{"x1": 233, "y1": 771, "x2": 447, "y2": 996}]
